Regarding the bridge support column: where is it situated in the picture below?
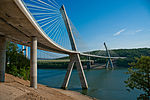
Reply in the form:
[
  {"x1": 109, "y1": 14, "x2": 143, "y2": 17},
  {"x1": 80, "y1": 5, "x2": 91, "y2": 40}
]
[
  {"x1": 106, "y1": 61, "x2": 109, "y2": 69},
  {"x1": 30, "y1": 36, "x2": 37, "y2": 89},
  {"x1": 22, "y1": 45, "x2": 25, "y2": 55},
  {"x1": 22, "y1": 46, "x2": 28, "y2": 58},
  {"x1": 61, "y1": 54, "x2": 88, "y2": 89},
  {"x1": 87, "y1": 62, "x2": 91, "y2": 69},
  {"x1": 108, "y1": 59, "x2": 113, "y2": 69},
  {"x1": 61, "y1": 54, "x2": 75, "y2": 89},
  {"x1": 87, "y1": 57, "x2": 91, "y2": 69},
  {"x1": 104, "y1": 42, "x2": 114, "y2": 69},
  {"x1": 26, "y1": 46, "x2": 28, "y2": 58},
  {"x1": 75, "y1": 54, "x2": 88, "y2": 89},
  {"x1": 0, "y1": 36, "x2": 7, "y2": 82}
]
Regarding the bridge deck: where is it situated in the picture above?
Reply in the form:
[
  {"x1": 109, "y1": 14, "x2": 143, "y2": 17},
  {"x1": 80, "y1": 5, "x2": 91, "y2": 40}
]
[{"x1": 0, "y1": 0, "x2": 77, "y2": 54}]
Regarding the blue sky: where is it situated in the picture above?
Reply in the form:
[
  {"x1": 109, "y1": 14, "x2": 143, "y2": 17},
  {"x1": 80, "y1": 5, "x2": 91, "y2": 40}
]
[
  {"x1": 23, "y1": 0, "x2": 150, "y2": 52},
  {"x1": 61, "y1": 0, "x2": 150, "y2": 51}
]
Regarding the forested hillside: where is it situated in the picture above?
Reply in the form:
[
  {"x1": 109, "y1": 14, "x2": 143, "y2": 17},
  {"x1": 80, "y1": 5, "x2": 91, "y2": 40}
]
[{"x1": 86, "y1": 48, "x2": 150, "y2": 67}]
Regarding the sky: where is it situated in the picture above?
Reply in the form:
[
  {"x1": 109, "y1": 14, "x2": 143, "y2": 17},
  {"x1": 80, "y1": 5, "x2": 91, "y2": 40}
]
[
  {"x1": 23, "y1": 0, "x2": 150, "y2": 52},
  {"x1": 60, "y1": 0, "x2": 150, "y2": 51}
]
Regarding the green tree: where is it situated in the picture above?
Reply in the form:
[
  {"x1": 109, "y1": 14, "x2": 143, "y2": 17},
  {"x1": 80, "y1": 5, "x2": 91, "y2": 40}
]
[
  {"x1": 125, "y1": 56, "x2": 150, "y2": 99},
  {"x1": 6, "y1": 42, "x2": 30, "y2": 80}
]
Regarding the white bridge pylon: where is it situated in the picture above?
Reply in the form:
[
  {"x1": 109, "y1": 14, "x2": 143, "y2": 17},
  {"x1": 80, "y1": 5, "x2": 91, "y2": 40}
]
[
  {"x1": 104, "y1": 42, "x2": 114, "y2": 69},
  {"x1": 60, "y1": 5, "x2": 88, "y2": 89}
]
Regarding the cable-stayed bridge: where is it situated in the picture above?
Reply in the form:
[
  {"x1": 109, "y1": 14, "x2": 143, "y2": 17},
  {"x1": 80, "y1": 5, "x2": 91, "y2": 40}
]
[{"x1": 0, "y1": 0, "x2": 125, "y2": 89}]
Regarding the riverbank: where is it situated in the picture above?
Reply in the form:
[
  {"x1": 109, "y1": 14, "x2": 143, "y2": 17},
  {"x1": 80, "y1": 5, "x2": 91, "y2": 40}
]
[{"x1": 0, "y1": 74, "x2": 95, "y2": 100}]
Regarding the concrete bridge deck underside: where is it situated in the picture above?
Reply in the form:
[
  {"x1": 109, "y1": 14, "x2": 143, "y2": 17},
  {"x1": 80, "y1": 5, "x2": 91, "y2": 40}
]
[{"x1": 0, "y1": 0, "x2": 77, "y2": 55}]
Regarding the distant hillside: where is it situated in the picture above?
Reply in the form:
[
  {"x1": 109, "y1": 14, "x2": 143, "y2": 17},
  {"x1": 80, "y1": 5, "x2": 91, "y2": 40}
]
[
  {"x1": 83, "y1": 48, "x2": 150, "y2": 58},
  {"x1": 85, "y1": 48, "x2": 150, "y2": 67}
]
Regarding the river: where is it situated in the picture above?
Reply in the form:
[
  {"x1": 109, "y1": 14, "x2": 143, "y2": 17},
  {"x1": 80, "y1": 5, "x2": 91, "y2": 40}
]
[{"x1": 37, "y1": 68, "x2": 142, "y2": 100}]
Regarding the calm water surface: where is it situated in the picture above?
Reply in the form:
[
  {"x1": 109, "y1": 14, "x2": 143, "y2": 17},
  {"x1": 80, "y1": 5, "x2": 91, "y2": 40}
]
[{"x1": 37, "y1": 68, "x2": 142, "y2": 100}]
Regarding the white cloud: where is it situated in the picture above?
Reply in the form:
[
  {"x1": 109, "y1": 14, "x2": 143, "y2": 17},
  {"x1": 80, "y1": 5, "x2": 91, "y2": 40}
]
[
  {"x1": 135, "y1": 29, "x2": 142, "y2": 33},
  {"x1": 113, "y1": 28, "x2": 126, "y2": 36}
]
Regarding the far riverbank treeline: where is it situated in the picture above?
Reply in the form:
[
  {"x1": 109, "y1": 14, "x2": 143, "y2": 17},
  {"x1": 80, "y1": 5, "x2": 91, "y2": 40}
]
[{"x1": 38, "y1": 48, "x2": 150, "y2": 68}]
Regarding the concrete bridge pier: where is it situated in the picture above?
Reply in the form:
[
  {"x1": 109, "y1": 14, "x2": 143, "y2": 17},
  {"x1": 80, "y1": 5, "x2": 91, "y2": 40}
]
[
  {"x1": 61, "y1": 54, "x2": 75, "y2": 89},
  {"x1": 0, "y1": 35, "x2": 7, "y2": 82},
  {"x1": 106, "y1": 60, "x2": 109, "y2": 69},
  {"x1": 75, "y1": 54, "x2": 88, "y2": 89},
  {"x1": 22, "y1": 46, "x2": 28, "y2": 58},
  {"x1": 104, "y1": 42, "x2": 114, "y2": 69},
  {"x1": 61, "y1": 54, "x2": 88, "y2": 89},
  {"x1": 87, "y1": 57, "x2": 91, "y2": 69},
  {"x1": 22, "y1": 45, "x2": 25, "y2": 55},
  {"x1": 26, "y1": 46, "x2": 28, "y2": 58},
  {"x1": 87, "y1": 62, "x2": 91, "y2": 69},
  {"x1": 30, "y1": 36, "x2": 37, "y2": 89}
]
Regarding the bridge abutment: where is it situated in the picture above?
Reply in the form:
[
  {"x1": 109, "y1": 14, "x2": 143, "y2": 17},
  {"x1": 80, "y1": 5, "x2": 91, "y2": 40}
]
[
  {"x1": 0, "y1": 35, "x2": 7, "y2": 82},
  {"x1": 30, "y1": 36, "x2": 37, "y2": 89}
]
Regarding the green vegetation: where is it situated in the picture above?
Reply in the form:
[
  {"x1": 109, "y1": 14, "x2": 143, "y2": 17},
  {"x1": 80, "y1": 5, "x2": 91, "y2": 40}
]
[
  {"x1": 37, "y1": 60, "x2": 93, "y2": 69},
  {"x1": 6, "y1": 42, "x2": 30, "y2": 80},
  {"x1": 125, "y1": 56, "x2": 150, "y2": 99},
  {"x1": 38, "y1": 62, "x2": 68, "y2": 69}
]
